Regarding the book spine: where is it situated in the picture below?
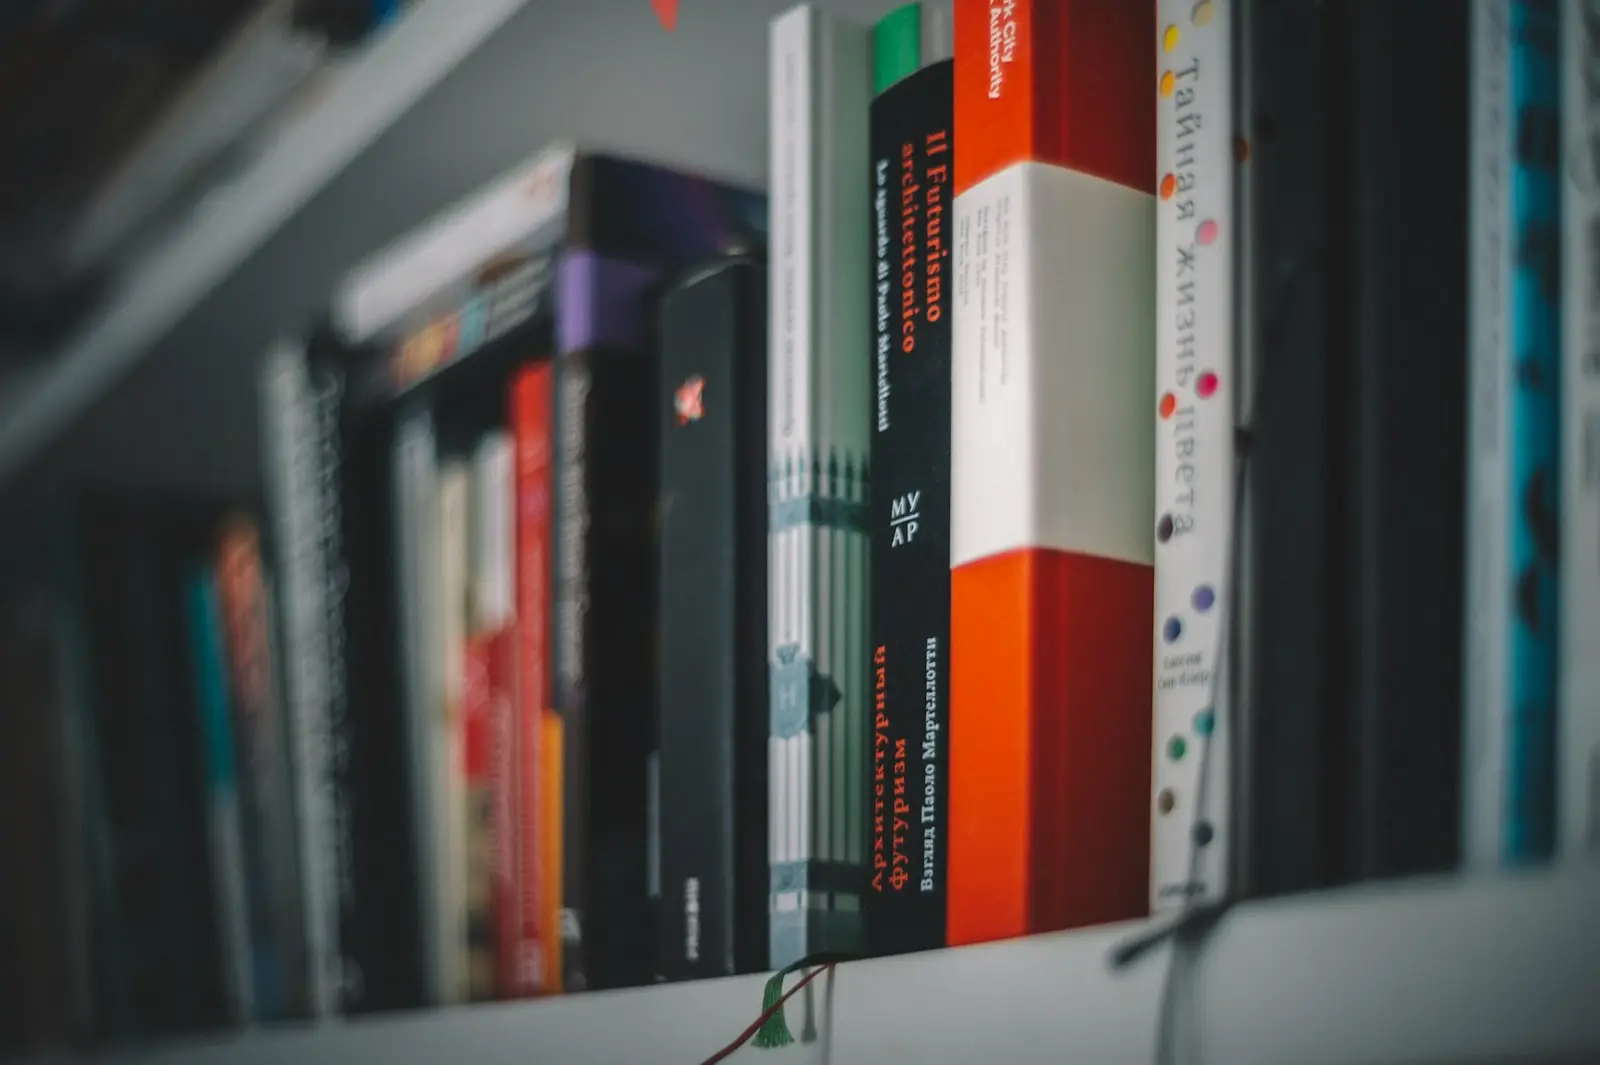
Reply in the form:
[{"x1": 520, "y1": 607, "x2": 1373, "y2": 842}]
[
  {"x1": 510, "y1": 363, "x2": 558, "y2": 996},
  {"x1": 216, "y1": 519, "x2": 308, "y2": 1019},
  {"x1": 467, "y1": 433, "x2": 515, "y2": 999},
  {"x1": 1465, "y1": 0, "x2": 1518, "y2": 868},
  {"x1": 948, "y1": 0, "x2": 1155, "y2": 947},
  {"x1": 553, "y1": 250, "x2": 663, "y2": 992},
  {"x1": 391, "y1": 409, "x2": 449, "y2": 1003},
  {"x1": 1507, "y1": 0, "x2": 1563, "y2": 862},
  {"x1": 46, "y1": 521, "x2": 108, "y2": 1036},
  {"x1": 553, "y1": 351, "x2": 593, "y2": 991},
  {"x1": 1466, "y1": 0, "x2": 1563, "y2": 867},
  {"x1": 767, "y1": 2, "x2": 874, "y2": 970},
  {"x1": 184, "y1": 567, "x2": 255, "y2": 1024},
  {"x1": 864, "y1": 59, "x2": 952, "y2": 956},
  {"x1": 1151, "y1": 0, "x2": 1234, "y2": 911},
  {"x1": 437, "y1": 460, "x2": 472, "y2": 1004},
  {"x1": 1563, "y1": 0, "x2": 1600, "y2": 858},
  {"x1": 874, "y1": 3, "x2": 921, "y2": 93},
  {"x1": 260, "y1": 341, "x2": 354, "y2": 1015},
  {"x1": 657, "y1": 259, "x2": 770, "y2": 980}
]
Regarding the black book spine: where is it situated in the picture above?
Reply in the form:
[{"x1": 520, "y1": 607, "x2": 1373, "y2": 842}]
[
  {"x1": 300, "y1": 343, "x2": 366, "y2": 1010},
  {"x1": 297, "y1": 333, "x2": 425, "y2": 1014},
  {"x1": 554, "y1": 346, "x2": 660, "y2": 992},
  {"x1": 656, "y1": 256, "x2": 770, "y2": 981},
  {"x1": 337, "y1": 369, "x2": 426, "y2": 1012},
  {"x1": 864, "y1": 58, "x2": 954, "y2": 955},
  {"x1": 1329, "y1": 0, "x2": 1468, "y2": 879},
  {"x1": 1237, "y1": 0, "x2": 1342, "y2": 899},
  {"x1": 1238, "y1": 0, "x2": 1468, "y2": 897}
]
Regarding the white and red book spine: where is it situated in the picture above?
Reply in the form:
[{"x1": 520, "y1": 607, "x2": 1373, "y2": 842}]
[
  {"x1": 947, "y1": 0, "x2": 1156, "y2": 946},
  {"x1": 1150, "y1": 0, "x2": 1235, "y2": 912}
]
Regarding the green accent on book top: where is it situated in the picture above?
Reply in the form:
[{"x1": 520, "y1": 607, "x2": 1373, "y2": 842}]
[{"x1": 873, "y1": 2, "x2": 921, "y2": 94}]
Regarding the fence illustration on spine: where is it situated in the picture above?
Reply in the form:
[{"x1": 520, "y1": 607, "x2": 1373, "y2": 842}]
[{"x1": 768, "y1": 446, "x2": 870, "y2": 967}]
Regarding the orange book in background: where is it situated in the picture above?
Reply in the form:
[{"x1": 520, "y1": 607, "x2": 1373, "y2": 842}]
[
  {"x1": 509, "y1": 362, "x2": 562, "y2": 995},
  {"x1": 948, "y1": 0, "x2": 1157, "y2": 947}
]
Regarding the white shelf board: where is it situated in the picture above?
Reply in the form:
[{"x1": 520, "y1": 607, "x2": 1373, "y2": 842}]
[
  {"x1": 0, "y1": 0, "x2": 532, "y2": 487},
  {"x1": 95, "y1": 866, "x2": 1599, "y2": 1065}
]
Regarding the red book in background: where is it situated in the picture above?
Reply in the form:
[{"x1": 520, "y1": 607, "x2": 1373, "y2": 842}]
[{"x1": 509, "y1": 362, "x2": 559, "y2": 996}]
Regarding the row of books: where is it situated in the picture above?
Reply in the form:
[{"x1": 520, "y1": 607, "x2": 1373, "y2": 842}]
[
  {"x1": 2, "y1": 0, "x2": 1597, "y2": 1052},
  {"x1": 0, "y1": 506, "x2": 311, "y2": 1045}
]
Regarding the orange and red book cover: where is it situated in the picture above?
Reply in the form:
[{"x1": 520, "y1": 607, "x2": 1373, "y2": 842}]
[
  {"x1": 509, "y1": 362, "x2": 561, "y2": 995},
  {"x1": 947, "y1": 0, "x2": 1157, "y2": 947}
]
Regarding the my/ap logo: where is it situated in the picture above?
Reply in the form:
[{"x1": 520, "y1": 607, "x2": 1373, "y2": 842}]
[{"x1": 890, "y1": 490, "x2": 921, "y2": 546}]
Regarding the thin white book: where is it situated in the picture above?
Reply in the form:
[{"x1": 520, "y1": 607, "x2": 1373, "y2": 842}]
[
  {"x1": 1462, "y1": 0, "x2": 1516, "y2": 868},
  {"x1": 766, "y1": 2, "x2": 873, "y2": 969},
  {"x1": 1150, "y1": 0, "x2": 1235, "y2": 912},
  {"x1": 1562, "y1": 0, "x2": 1600, "y2": 860},
  {"x1": 391, "y1": 409, "x2": 452, "y2": 1004}
]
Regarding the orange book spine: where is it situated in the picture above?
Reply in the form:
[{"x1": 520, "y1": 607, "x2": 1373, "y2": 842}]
[
  {"x1": 948, "y1": 0, "x2": 1156, "y2": 947},
  {"x1": 509, "y1": 363, "x2": 560, "y2": 994}
]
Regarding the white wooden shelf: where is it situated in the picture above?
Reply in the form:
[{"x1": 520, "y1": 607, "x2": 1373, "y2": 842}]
[
  {"x1": 90, "y1": 866, "x2": 1599, "y2": 1065},
  {"x1": 0, "y1": 0, "x2": 532, "y2": 487}
]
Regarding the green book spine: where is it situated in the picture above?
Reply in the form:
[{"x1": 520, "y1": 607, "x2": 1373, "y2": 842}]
[{"x1": 873, "y1": 3, "x2": 921, "y2": 94}]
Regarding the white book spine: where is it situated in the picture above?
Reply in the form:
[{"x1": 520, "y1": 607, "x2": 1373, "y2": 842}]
[
  {"x1": 334, "y1": 145, "x2": 575, "y2": 342},
  {"x1": 1150, "y1": 0, "x2": 1235, "y2": 912},
  {"x1": 392, "y1": 410, "x2": 445, "y2": 1004},
  {"x1": 471, "y1": 434, "x2": 517, "y2": 631},
  {"x1": 436, "y1": 461, "x2": 472, "y2": 1003},
  {"x1": 259, "y1": 340, "x2": 342, "y2": 1017},
  {"x1": 1563, "y1": 0, "x2": 1600, "y2": 859},
  {"x1": 949, "y1": 165, "x2": 1155, "y2": 569},
  {"x1": 1463, "y1": 0, "x2": 1516, "y2": 868},
  {"x1": 767, "y1": 2, "x2": 872, "y2": 969}
]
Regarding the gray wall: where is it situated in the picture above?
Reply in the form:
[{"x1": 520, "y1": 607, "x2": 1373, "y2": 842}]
[{"x1": 3, "y1": 0, "x2": 896, "y2": 516}]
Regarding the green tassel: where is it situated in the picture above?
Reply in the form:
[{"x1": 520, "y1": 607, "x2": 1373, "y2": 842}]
[
  {"x1": 753, "y1": 958, "x2": 815, "y2": 1050},
  {"x1": 752, "y1": 969, "x2": 795, "y2": 1049}
]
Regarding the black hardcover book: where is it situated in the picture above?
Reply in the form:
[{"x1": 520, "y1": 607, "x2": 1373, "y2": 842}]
[
  {"x1": 553, "y1": 337, "x2": 659, "y2": 992},
  {"x1": 67, "y1": 500, "x2": 234, "y2": 1038},
  {"x1": 655, "y1": 254, "x2": 769, "y2": 981},
  {"x1": 1235, "y1": 0, "x2": 1467, "y2": 898},
  {"x1": 864, "y1": 57, "x2": 953, "y2": 955},
  {"x1": 310, "y1": 326, "x2": 426, "y2": 1014}
]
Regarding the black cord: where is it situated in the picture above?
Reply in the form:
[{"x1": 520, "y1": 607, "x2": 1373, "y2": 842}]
[{"x1": 1107, "y1": 236, "x2": 1324, "y2": 1065}]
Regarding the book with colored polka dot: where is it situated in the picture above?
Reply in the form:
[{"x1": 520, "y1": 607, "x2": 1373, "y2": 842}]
[
  {"x1": 947, "y1": 0, "x2": 1156, "y2": 947},
  {"x1": 1151, "y1": 0, "x2": 1234, "y2": 915}
]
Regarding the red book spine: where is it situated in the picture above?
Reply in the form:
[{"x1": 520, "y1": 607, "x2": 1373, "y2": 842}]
[
  {"x1": 947, "y1": 0, "x2": 1156, "y2": 947},
  {"x1": 461, "y1": 630, "x2": 496, "y2": 998},
  {"x1": 509, "y1": 362, "x2": 557, "y2": 995}
]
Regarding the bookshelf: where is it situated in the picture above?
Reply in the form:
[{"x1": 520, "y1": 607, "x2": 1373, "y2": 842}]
[
  {"x1": 0, "y1": 4, "x2": 1591, "y2": 1063},
  {"x1": 86, "y1": 866, "x2": 1600, "y2": 1065}
]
